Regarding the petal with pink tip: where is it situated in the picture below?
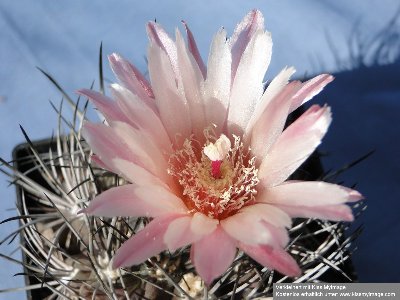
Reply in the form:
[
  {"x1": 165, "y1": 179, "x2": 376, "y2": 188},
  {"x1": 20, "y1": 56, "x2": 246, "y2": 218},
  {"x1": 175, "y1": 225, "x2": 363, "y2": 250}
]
[
  {"x1": 275, "y1": 203, "x2": 355, "y2": 222},
  {"x1": 191, "y1": 226, "x2": 237, "y2": 285},
  {"x1": 245, "y1": 67, "x2": 296, "y2": 137},
  {"x1": 176, "y1": 30, "x2": 207, "y2": 140},
  {"x1": 203, "y1": 29, "x2": 231, "y2": 135},
  {"x1": 147, "y1": 21, "x2": 179, "y2": 77},
  {"x1": 249, "y1": 81, "x2": 302, "y2": 159},
  {"x1": 230, "y1": 9, "x2": 265, "y2": 78},
  {"x1": 110, "y1": 84, "x2": 171, "y2": 153},
  {"x1": 259, "y1": 105, "x2": 332, "y2": 187},
  {"x1": 77, "y1": 89, "x2": 129, "y2": 124},
  {"x1": 182, "y1": 21, "x2": 206, "y2": 78},
  {"x1": 108, "y1": 53, "x2": 155, "y2": 101},
  {"x1": 112, "y1": 214, "x2": 181, "y2": 269},
  {"x1": 83, "y1": 184, "x2": 187, "y2": 218},
  {"x1": 228, "y1": 29, "x2": 272, "y2": 136},
  {"x1": 259, "y1": 181, "x2": 363, "y2": 206},
  {"x1": 240, "y1": 243, "x2": 301, "y2": 277},
  {"x1": 148, "y1": 44, "x2": 191, "y2": 146},
  {"x1": 290, "y1": 74, "x2": 334, "y2": 113},
  {"x1": 221, "y1": 207, "x2": 288, "y2": 246}
]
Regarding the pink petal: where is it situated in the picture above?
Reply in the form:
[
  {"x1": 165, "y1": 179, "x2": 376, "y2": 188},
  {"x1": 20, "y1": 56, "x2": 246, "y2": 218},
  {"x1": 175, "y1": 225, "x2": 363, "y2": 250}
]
[
  {"x1": 259, "y1": 105, "x2": 332, "y2": 187},
  {"x1": 239, "y1": 203, "x2": 292, "y2": 228},
  {"x1": 108, "y1": 53, "x2": 155, "y2": 102},
  {"x1": 164, "y1": 213, "x2": 219, "y2": 252},
  {"x1": 176, "y1": 30, "x2": 207, "y2": 141},
  {"x1": 191, "y1": 226, "x2": 237, "y2": 285},
  {"x1": 163, "y1": 216, "x2": 193, "y2": 251},
  {"x1": 182, "y1": 21, "x2": 206, "y2": 78},
  {"x1": 110, "y1": 121, "x2": 169, "y2": 180},
  {"x1": 230, "y1": 9, "x2": 265, "y2": 78},
  {"x1": 203, "y1": 29, "x2": 231, "y2": 135},
  {"x1": 221, "y1": 205, "x2": 290, "y2": 246},
  {"x1": 245, "y1": 67, "x2": 296, "y2": 137},
  {"x1": 77, "y1": 89, "x2": 129, "y2": 124},
  {"x1": 148, "y1": 43, "x2": 192, "y2": 146},
  {"x1": 239, "y1": 243, "x2": 301, "y2": 277},
  {"x1": 249, "y1": 80, "x2": 302, "y2": 159},
  {"x1": 82, "y1": 122, "x2": 133, "y2": 173},
  {"x1": 83, "y1": 122, "x2": 169, "y2": 181},
  {"x1": 110, "y1": 84, "x2": 171, "y2": 153},
  {"x1": 90, "y1": 154, "x2": 109, "y2": 170},
  {"x1": 261, "y1": 221, "x2": 290, "y2": 248},
  {"x1": 112, "y1": 214, "x2": 181, "y2": 269},
  {"x1": 228, "y1": 29, "x2": 272, "y2": 136},
  {"x1": 275, "y1": 203, "x2": 355, "y2": 222},
  {"x1": 190, "y1": 212, "x2": 219, "y2": 236},
  {"x1": 290, "y1": 74, "x2": 334, "y2": 113},
  {"x1": 83, "y1": 184, "x2": 187, "y2": 218},
  {"x1": 147, "y1": 21, "x2": 179, "y2": 77},
  {"x1": 259, "y1": 181, "x2": 364, "y2": 206},
  {"x1": 111, "y1": 158, "x2": 170, "y2": 188}
]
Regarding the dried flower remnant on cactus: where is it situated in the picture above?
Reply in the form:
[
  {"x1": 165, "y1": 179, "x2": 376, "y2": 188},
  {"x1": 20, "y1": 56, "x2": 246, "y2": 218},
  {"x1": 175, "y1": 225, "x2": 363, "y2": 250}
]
[{"x1": 80, "y1": 9, "x2": 363, "y2": 285}]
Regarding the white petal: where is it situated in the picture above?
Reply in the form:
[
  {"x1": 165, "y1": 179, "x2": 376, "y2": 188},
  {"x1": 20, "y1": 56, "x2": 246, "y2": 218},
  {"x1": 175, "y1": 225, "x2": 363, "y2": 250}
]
[
  {"x1": 245, "y1": 67, "x2": 296, "y2": 136},
  {"x1": 203, "y1": 29, "x2": 231, "y2": 134},
  {"x1": 230, "y1": 10, "x2": 265, "y2": 78},
  {"x1": 176, "y1": 29, "x2": 206, "y2": 141},
  {"x1": 228, "y1": 30, "x2": 272, "y2": 135}
]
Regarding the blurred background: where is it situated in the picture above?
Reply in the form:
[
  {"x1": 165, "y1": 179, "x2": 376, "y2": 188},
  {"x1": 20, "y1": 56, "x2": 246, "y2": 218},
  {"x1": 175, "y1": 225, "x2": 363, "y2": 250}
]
[{"x1": 1, "y1": 0, "x2": 399, "y2": 298}]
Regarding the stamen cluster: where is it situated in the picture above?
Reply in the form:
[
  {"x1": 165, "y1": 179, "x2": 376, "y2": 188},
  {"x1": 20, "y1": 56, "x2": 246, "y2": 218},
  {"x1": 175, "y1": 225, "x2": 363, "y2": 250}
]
[{"x1": 168, "y1": 135, "x2": 259, "y2": 219}]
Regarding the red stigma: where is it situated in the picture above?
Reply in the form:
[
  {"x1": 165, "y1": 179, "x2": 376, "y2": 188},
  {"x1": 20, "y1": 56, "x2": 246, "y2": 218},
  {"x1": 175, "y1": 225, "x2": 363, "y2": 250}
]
[{"x1": 211, "y1": 160, "x2": 223, "y2": 179}]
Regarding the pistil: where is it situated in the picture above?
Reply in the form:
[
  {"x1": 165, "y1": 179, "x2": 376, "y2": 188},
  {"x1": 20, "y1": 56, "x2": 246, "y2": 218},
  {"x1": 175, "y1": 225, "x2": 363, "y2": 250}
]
[
  {"x1": 203, "y1": 134, "x2": 231, "y2": 179},
  {"x1": 211, "y1": 160, "x2": 223, "y2": 179}
]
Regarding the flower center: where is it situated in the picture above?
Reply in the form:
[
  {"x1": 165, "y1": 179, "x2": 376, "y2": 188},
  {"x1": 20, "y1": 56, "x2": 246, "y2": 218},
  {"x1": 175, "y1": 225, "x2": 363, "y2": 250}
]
[{"x1": 168, "y1": 133, "x2": 259, "y2": 220}]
